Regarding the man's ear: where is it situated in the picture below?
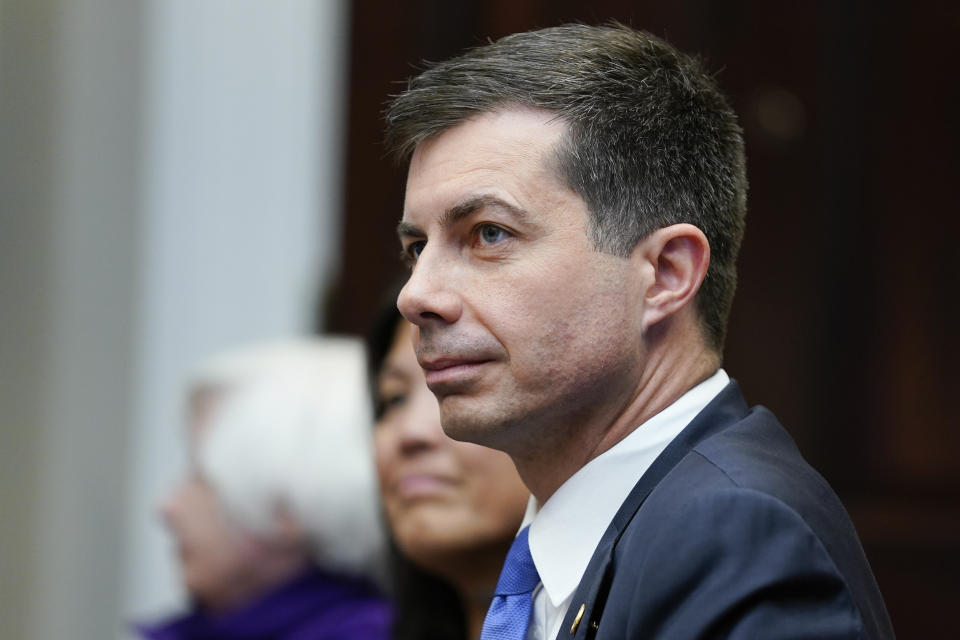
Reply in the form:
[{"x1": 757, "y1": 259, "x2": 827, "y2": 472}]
[{"x1": 634, "y1": 223, "x2": 710, "y2": 332}]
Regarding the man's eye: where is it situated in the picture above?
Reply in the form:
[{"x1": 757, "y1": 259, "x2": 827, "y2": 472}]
[
  {"x1": 477, "y1": 224, "x2": 510, "y2": 245},
  {"x1": 401, "y1": 241, "x2": 426, "y2": 265}
]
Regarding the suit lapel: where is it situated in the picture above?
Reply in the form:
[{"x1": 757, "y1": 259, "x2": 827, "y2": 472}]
[{"x1": 558, "y1": 381, "x2": 751, "y2": 639}]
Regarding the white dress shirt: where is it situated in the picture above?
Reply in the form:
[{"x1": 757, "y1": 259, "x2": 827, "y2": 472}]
[{"x1": 521, "y1": 369, "x2": 730, "y2": 640}]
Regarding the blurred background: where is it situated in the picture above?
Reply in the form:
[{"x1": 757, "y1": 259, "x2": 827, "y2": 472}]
[{"x1": 2, "y1": 1, "x2": 957, "y2": 638}]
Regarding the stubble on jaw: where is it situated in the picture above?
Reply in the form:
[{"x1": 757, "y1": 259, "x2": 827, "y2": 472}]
[{"x1": 432, "y1": 301, "x2": 648, "y2": 499}]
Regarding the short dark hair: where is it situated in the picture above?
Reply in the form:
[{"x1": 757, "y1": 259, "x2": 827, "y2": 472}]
[{"x1": 386, "y1": 23, "x2": 747, "y2": 351}]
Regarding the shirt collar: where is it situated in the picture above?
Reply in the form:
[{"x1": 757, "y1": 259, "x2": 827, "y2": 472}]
[{"x1": 522, "y1": 369, "x2": 730, "y2": 607}]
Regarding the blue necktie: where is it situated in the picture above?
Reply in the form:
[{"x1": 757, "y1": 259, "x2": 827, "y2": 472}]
[{"x1": 480, "y1": 526, "x2": 541, "y2": 640}]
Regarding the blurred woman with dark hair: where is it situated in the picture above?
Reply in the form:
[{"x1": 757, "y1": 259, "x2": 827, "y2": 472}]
[{"x1": 368, "y1": 298, "x2": 530, "y2": 640}]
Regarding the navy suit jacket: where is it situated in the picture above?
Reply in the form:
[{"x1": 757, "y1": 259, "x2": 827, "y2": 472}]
[{"x1": 557, "y1": 381, "x2": 894, "y2": 640}]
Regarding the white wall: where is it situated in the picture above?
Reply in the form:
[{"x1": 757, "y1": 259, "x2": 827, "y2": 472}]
[
  {"x1": 125, "y1": 0, "x2": 348, "y2": 626},
  {"x1": 0, "y1": 1, "x2": 348, "y2": 638}
]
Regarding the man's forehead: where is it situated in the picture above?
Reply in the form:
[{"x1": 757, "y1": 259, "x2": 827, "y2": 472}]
[{"x1": 399, "y1": 109, "x2": 568, "y2": 230}]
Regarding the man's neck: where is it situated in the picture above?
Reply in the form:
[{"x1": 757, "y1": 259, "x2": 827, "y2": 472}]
[{"x1": 513, "y1": 333, "x2": 719, "y2": 504}]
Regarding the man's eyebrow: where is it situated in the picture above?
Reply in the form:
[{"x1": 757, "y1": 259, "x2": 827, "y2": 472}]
[
  {"x1": 441, "y1": 194, "x2": 529, "y2": 227},
  {"x1": 397, "y1": 194, "x2": 529, "y2": 240},
  {"x1": 396, "y1": 220, "x2": 424, "y2": 238}
]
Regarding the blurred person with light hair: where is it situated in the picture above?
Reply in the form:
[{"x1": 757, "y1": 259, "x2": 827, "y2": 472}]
[{"x1": 137, "y1": 338, "x2": 392, "y2": 640}]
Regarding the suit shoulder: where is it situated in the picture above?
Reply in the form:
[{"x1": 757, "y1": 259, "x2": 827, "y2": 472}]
[
  {"x1": 613, "y1": 407, "x2": 893, "y2": 639},
  {"x1": 676, "y1": 406, "x2": 847, "y2": 524},
  {"x1": 605, "y1": 484, "x2": 872, "y2": 640}
]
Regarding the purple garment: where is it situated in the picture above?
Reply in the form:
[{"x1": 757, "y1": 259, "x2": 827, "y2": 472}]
[{"x1": 136, "y1": 566, "x2": 392, "y2": 640}]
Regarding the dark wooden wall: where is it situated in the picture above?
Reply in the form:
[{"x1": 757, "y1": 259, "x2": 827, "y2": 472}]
[{"x1": 331, "y1": 2, "x2": 960, "y2": 635}]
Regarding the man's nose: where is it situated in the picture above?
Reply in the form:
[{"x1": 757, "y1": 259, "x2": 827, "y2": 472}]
[{"x1": 397, "y1": 248, "x2": 462, "y2": 327}]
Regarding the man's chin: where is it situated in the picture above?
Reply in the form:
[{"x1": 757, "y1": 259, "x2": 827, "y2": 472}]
[{"x1": 437, "y1": 398, "x2": 510, "y2": 448}]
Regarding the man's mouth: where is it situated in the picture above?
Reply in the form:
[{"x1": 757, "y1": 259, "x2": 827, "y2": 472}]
[{"x1": 419, "y1": 357, "x2": 492, "y2": 390}]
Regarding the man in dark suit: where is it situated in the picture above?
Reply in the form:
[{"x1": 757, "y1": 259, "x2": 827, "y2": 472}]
[{"x1": 386, "y1": 23, "x2": 894, "y2": 639}]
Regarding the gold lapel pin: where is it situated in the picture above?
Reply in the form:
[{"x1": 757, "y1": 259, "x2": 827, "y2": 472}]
[{"x1": 570, "y1": 603, "x2": 586, "y2": 634}]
